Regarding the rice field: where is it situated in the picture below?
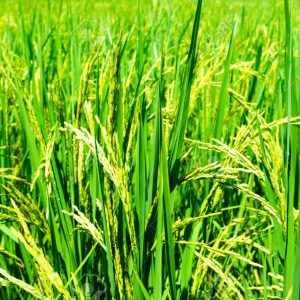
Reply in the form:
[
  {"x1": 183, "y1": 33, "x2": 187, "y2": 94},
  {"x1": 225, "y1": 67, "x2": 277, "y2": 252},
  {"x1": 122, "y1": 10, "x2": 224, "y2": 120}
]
[{"x1": 0, "y1": 0, "x2": 300, "y2": 299}]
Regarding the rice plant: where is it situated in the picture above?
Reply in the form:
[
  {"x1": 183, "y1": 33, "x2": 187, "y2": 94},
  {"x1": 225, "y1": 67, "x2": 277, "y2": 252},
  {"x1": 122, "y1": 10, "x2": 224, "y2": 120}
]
[{"x1": 0, "y1": 0, "x2": 299, "y2": 299}]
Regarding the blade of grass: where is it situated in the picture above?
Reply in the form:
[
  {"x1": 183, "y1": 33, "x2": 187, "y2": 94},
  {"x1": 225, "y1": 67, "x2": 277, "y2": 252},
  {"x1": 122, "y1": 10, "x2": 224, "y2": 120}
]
[{"x1": 168, "y1": 0, "x2": 203, "y2": 191}]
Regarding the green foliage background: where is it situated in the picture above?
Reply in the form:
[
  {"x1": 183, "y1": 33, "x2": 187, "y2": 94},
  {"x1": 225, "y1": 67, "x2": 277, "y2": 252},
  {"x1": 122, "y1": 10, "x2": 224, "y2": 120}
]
[{"x1": 0, "y1": 0, "x2": 300, "y2": 299}]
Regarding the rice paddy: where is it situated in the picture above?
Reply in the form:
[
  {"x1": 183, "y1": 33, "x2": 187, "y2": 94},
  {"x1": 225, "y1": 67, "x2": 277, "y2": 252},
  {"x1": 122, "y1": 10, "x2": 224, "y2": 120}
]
[{"x1": 0, "y1": 0, "x2": 300, "y2": 299}]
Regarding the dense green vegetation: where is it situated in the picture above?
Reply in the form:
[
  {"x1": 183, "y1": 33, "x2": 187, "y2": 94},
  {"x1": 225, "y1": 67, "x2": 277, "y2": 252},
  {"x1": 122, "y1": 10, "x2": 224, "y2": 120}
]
[{"x1": 0, "y1": 0, "x2": 300, "y2": 299}]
